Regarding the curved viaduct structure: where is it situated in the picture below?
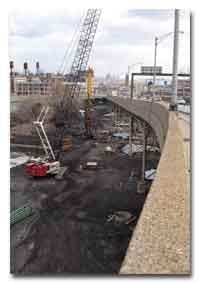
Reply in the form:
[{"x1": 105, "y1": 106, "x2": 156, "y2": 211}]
[{"x1": 107, "y1": 96, "x2": 190, "y2": 274}]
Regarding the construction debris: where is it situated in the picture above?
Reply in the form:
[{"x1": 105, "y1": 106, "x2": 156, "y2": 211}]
[
  {"x1": 62, "y1": 136, "x2": 72, "y2": 152},
  {"x1": 122, "y1": 144, "x2": 143, "y2": 154},
  {"x1": 113, "y1": 132, "x2": 129, "y2": 140},
  {"x1": 145, "y1": 169, "x2": 156, "y2": 181},
  {"x1": 55, "y1": 166, "x2": 69, "y2": 180},
  {"x1": 104, "y1": 112, "x2": 114, "y2": 117},
  {"x1": 81, "y1": 161, "x2": 99, "y2": 170},
  {"x1": 10, "y1": 206, "x2": 34, "y2": 226},
  {"x1": 137, "y1": 180, "x2": 148, "y2": 194},
  {"x1": 79, "y1": 109, "x2": 85, "y2": 117},
  {"x1": 107, "y1": 211, "x2": 136, "y2": 225},
  {"x1": 122, "y1": 144, "x2": 160, "y2": 155},
  {"x1": 104, "y1": 146, "x2": 114, "y2": 154}
]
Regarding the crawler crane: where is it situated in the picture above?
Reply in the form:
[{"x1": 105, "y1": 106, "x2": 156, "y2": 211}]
[{"x1": 25, "y1": 106, "x2": 60, "y2": 177}]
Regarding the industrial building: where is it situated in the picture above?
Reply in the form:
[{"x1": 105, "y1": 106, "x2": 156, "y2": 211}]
[{"x1": 14, "y1": 76, "x2": 56, "y2": 96}]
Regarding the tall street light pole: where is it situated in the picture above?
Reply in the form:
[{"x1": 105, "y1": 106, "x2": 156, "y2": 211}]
[{"x1": 170, "y1": 9, "x2": 180, "y2": 110}]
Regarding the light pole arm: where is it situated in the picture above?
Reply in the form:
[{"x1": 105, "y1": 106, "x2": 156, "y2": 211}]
[
  {"x1": 153, "y1": 33, "x2": 173, "y2": 86},
  {"x1": 157, "y1": 32, "x2": 173, "y2": 43},
  {"x1": 153, "y1": 29, "x2": 183, "y2": 88}
]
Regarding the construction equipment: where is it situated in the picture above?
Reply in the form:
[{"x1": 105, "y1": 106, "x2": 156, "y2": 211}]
[
  {"x1": 25, "y1": 106, "x2": 61, "y2": 177},
  {"x1": 10, "y1": 206, "x2": 33, "y2": 226},
  {"x1": 81, "y1": 160, "x2": 99, "y2": 170},
  {"x1": 57, "y1": 9, "x2": 101, "y2": 124},
  {"x1": 62, "y1": 136, "x2": 73, "y2": 152},
  {"x1": 54, "y1": 9, "x2": 102, "y2": 157},
  {"x1": 84, "y1": 67, "x2": 94, "y2": 137},
  {"x1": 67, "y1": 9, "x2": 101, "y2": 98},
  {"x1": 26, "y1": 10, "x2": 102, "y2": 176}
]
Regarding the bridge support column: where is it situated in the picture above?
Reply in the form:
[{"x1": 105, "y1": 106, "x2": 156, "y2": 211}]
[
  {"x1": 129, "y1": 116, "x2": 134, "y2": 156},
  {"x1": 115, "y1": 105, "x2": 120, "y2": 132},
  {"x1": 137, "y1": 121, "x2": 147, "y2": 194},
  {"x1": 113, "y1": 105, "x2": 117, "y2": 128},
  {"x1": 130, "y1": 74, "x2": 134, "y2": 99},
  {"x1": 141, "y1": 121, "x2": 147, "y2": 182},
  {"x1": 112, "y1": 105, "x2": 115, "y2": 127},
  {"x1": 118, "y1": 106, "x2": 121, "y2": 128},
  {"x1": 115, "y1": 105, "x2": 118, "y2": 130}
]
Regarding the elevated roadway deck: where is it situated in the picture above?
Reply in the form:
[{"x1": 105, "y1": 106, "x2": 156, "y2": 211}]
[{"x1": 107, "y1": 96, "x2": 190, "y2": 274}]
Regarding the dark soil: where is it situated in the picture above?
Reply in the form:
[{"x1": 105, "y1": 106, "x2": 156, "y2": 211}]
[{"x1": 10, "y1": 100, "x2": 160, "y2": 275}]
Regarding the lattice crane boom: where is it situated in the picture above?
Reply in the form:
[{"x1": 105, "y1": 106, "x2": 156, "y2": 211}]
[{"x1": 68, "y1": 9, "x2": 101, "y2": 97}]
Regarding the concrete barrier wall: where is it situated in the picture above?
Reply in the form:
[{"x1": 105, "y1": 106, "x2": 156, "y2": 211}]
[{"x1": 120, "y1": 112, "x2": 190, "y2": 274}]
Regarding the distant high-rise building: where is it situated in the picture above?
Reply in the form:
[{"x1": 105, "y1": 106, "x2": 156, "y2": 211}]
[{"x1": 125, "y1": 73, "x2": 129, "y2": 87}]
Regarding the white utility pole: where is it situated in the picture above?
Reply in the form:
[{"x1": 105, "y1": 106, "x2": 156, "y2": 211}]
[
  {"x1": 170, "y1": 9, "x2": 180, "y2": 110},
  {"x1": 153, "y1": 37, "x2": 158, "y2": 86}
]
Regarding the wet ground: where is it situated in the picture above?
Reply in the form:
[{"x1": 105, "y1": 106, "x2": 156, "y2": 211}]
[{"x1": 10, "y1": 101, "x2": 160, "y2": 275}]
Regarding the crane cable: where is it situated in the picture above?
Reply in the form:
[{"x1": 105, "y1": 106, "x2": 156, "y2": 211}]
[
  {"x1": 58, "y1": 13, "x2": 83, "y2": 74},
  {"x1": 60, "y1": 13, "x2": 84, "y2": 75},
  {"x1": 61, "y1": 13, "x2": 85, "y2": 75},
  {"x1": 57, "y1": 11, "x2": 86, "y2": 75}
]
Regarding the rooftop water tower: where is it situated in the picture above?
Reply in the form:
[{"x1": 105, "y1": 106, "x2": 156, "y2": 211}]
[
  {"x1": 10, "y1": 61, "x2": 14, "y2": 75},
  {"x1": 24, "y1": 62, "x2": 28, "y2": 76},
  {"x1": 10, "y1": 61, "x2": 15, "y2": 94}
]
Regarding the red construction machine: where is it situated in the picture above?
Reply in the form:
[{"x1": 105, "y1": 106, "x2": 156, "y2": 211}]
[{"x1": 25, "y1": 106, "x2": 61, "y2": 177}]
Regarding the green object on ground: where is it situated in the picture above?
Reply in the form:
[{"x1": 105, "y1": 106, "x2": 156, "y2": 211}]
[{"x1": 10, "y1": 206, "x2": 33, "y2": 226}]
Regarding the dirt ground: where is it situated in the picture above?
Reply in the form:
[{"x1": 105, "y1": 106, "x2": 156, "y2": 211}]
[{"x1": 10, "y1": 100, "x2": 160, "y2": 275}]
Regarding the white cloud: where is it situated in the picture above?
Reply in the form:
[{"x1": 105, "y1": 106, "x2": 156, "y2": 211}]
[{"x1": 9, "y1": 9, "x2": 190, "y2": 76}]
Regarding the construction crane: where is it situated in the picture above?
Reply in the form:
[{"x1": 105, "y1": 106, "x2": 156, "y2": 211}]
[
  {"x1": 56, "y1": 8, "x2": 101, "y2": 142},
  {"x1": 67, "y1": 9, "x2": 101, "y2": 98},
  {"x1": 25, "y1": 106, "x2": 60, "y2": 177},
  {"x1": 25, "y1": 10, "x2": 101, "y2": 177},
  {"x1": 84, "y1": 67, "x2": 94, "y2": 137},
  {"x1": 57, "y1": 9, "x2": 101, "y2": 122}
]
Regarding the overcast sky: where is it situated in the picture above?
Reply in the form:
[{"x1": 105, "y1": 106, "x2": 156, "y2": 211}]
[{"x1": 9, "y1": 9, "x2": 190, "y2": 77}]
